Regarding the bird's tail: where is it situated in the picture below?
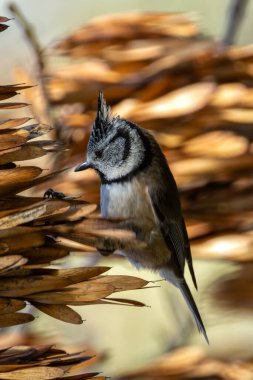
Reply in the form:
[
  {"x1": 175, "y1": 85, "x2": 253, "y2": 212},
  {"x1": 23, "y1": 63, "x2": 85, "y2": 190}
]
[{"x1": 178, "y1": 280, "x2": 209, "y2": 344}]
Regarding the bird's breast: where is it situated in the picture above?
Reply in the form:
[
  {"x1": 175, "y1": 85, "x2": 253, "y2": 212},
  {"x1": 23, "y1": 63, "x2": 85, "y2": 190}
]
[
  {"x1": 100, "y1": 177, "x2": 171, "y2": 269},
  {"x1": 100, "y1": 177, "x2": 154, "y2": 223}
]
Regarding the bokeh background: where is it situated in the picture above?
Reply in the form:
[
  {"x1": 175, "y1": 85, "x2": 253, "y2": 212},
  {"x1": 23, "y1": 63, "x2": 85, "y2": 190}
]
[
  {"x1": 1, "y1": 1, "x2": 253, "y2": 379},
  {"x1": 2, "y1": 0, "x2": 253, "y2": 83}
]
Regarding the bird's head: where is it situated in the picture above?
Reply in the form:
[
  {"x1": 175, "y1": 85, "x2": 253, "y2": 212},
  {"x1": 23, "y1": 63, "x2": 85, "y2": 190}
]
[{"x1": 75, "y1": 92, "x2": 150, "y2": 183}]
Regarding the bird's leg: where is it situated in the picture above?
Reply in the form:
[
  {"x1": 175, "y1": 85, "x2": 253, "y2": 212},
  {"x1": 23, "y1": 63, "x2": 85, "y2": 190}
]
[
  {"x1": 94, "y1": 237, "x2": 124, "y2": 253},
  {"x1": 94, "y1": 235, "x2": 146, "y2": 256},
  {"x1": 97, "y1": 249, "x2": 115, "y2": 256}
]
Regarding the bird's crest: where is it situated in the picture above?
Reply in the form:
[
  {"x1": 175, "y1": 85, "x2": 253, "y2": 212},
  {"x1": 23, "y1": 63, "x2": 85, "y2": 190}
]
[{"x1": 91, "y1": 91, "x2": 113, "y2": 142}]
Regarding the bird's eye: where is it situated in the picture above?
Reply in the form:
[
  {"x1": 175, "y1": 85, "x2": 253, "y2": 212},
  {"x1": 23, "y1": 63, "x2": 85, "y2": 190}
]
[{"x1": 95, "y1": 149, "x2": 103, "y2": 158}]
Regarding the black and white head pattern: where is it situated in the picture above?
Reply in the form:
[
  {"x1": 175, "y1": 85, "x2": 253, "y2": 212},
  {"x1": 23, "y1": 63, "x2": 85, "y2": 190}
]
[{"x1": 86, "y1": 92, "x2": 151, "y2": 183}]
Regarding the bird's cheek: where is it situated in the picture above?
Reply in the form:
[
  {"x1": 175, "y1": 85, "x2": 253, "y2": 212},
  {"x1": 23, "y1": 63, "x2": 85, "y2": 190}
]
[{"x1": 93, "y1": 161, "x2": 102, "y2": 172}]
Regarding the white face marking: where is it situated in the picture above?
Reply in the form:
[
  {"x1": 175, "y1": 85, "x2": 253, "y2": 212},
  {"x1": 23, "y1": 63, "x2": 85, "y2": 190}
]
[
  {"x1": 102, "y1": 128, "x2": 145, "y2": 181},
  {"x1": 87, "y1": 121, "x2": 146, "y2": 182}
]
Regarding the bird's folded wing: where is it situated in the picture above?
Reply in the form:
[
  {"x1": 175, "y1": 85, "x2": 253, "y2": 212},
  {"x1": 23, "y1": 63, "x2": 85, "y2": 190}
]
[{"x1": 146, "y1": 184, "x2": 197, "y2": 289}]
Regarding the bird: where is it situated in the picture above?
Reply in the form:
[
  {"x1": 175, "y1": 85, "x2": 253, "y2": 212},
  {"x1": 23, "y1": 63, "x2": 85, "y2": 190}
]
[{"x1": 75, "y1": 91, "x2": 208, "y2": 343}]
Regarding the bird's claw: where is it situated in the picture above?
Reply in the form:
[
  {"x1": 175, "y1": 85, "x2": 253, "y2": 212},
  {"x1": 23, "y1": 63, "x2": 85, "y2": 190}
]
[
  {"x1": 97, "y1": 249, "x2": 114, "y2": 257},
  {"x1": 43, "y1": 188, "x2": 66, "y2": 200}
]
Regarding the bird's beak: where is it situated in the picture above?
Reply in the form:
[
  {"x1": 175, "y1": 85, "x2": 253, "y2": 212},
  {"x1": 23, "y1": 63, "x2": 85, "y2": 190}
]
[{"x1": 74, "y1": 161, "x2": 92, "y2": 172}]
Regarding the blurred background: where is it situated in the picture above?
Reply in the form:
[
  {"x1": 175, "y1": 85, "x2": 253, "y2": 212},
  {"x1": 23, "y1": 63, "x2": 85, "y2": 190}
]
[
  {"x1": 1, "y1": 0, "x2": 253, "y2": 83},
  {"x1": 1, "y1": 1, "x2": 253, "y2": 379}
]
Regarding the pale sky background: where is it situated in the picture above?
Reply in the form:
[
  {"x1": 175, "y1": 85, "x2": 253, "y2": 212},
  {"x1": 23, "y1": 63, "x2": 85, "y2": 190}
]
[{"x1": 1, "y1": 0, "x2": 253, "y2": 83}]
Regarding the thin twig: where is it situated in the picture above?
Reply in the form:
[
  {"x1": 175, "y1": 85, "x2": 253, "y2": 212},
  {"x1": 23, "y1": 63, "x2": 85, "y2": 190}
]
[
  {"x1": 220, "y1": 0, "x2": 249, "y2": 46},
  {"x1": 9, "y1": 3, "x2": 53, "y2": 126}
]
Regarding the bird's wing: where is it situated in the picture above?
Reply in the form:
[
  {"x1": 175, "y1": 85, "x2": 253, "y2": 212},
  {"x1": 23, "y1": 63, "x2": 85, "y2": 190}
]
[{"x1": 146, "y1": 183, "x2": 197, "y2": 289}]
